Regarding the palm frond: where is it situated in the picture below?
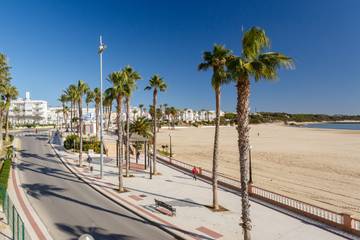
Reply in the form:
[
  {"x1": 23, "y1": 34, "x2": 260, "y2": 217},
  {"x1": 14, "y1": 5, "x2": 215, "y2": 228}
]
[{"x1": 242, "y1": 27, "x2": 270, "y2": 60}]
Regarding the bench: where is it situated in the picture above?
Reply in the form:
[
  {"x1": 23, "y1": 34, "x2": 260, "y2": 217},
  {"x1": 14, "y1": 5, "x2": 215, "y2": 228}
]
[{"x1": 154, "y1": 199, "x2": 176, "y2": 216}]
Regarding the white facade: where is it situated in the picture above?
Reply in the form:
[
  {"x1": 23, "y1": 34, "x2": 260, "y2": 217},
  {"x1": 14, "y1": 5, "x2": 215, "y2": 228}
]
[
  {"x1": 176, "y1": 109, "x2": 223, "y2": 123},
  {"x1": 9, "y1": 91, "x2": 48, "y2": 124}
]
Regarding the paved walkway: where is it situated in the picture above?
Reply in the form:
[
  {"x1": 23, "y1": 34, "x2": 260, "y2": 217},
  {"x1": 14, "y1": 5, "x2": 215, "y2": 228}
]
[
  {"x1": 0, "y1": 207, "x2": 11, "y2": 240},
  {"x1": 51, "y1": 143, "x2": 357, "y2": 240}
]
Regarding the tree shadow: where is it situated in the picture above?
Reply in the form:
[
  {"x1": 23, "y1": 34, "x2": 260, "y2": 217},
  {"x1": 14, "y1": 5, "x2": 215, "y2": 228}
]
[
  {"x1": 16, "y1": 161, "x2": 83, "y2": 184},
  {"x1": 55, "y1": 223, "x2": 136, "y2": 240},
  {"x1": 126, "y1": 187, "x2": 205, "y2": 208},
  {"x1": 21, "y1": 183, "x2": 212, "y2": 240}
]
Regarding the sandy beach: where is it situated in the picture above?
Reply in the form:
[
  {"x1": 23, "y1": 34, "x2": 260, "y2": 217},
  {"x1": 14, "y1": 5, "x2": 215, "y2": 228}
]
[{"x1": 156, "y1": 124, "x2": 360, "y2": 218}]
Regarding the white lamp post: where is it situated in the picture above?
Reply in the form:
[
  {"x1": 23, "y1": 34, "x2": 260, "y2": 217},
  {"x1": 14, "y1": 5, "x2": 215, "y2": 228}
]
[{"x1": 98, "y1": 36, "x2": 106, "y2": 179}]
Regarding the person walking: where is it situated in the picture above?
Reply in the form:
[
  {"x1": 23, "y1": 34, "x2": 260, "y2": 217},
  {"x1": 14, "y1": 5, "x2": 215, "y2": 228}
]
[{"x1": 192, "y1": 166, "x2": 198, "y2": 180}]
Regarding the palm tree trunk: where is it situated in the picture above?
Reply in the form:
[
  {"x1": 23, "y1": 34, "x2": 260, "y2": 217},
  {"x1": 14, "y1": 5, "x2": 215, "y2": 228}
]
[
  {"x1": 70, "y1": 102, "x2": 73, "y2": 132},
  {"x1": 87, "y1": 103, "x2": 89, "y2": 114},
  {"x1": 5, "y1": 103, "x2": 10, "y2": 141},
  {"x1": 107, "y1": 105, "x2": 112, "y2": 131},
  {"x1": 117, "y1": 95, "x2": 124, "y2": 192},
  {"x1": 0, "y1": 110, "x2": 3, "y2": 148},
  {"x1": 79, "y1": 99, "x2": 83, "y2": 166},
  {"x1": 212, "y1": 89, "x2": 220, "y2": 210},
  {"x1": 62, "y1": 103, "x2": 65, "y2": 129},
  {"x1": 152, "y1": 89, "x2": 158, "y2": 174},
  {"x1": 95, "y1": 103, "x2": 99, "y2": 139},
  {"x1": 125, "y1": 97, "x2": 130, "y2": 177},
  {"x1": 237, "y1": 78, "x2": 252, "y2": 240}
]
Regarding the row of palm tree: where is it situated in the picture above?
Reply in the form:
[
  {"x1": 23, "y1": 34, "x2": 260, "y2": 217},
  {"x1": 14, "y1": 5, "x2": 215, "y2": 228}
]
[
  {"x1": 199, "y1": 26, "x2": 293, "y2": 239},
  {"x1": 0, "y1": 53, "x2": 19, "y2": 148},
  {"x1": 60, "y1": 65, "x2": 167, "y2": 192}
]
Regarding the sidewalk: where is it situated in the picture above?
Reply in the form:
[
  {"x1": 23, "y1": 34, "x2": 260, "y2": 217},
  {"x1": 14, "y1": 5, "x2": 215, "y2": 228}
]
[
  {"x1": 50, "y1": 143, "x2": 357, "y2": 240},
  {"x1": 0, "y1": 207, "x2": 11, "y2": 240}
]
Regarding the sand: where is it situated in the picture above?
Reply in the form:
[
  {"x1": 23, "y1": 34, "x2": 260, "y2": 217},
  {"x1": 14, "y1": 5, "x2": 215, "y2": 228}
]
[{"x1": 156, "y1": 124, "x2": 360, "y2": 218}]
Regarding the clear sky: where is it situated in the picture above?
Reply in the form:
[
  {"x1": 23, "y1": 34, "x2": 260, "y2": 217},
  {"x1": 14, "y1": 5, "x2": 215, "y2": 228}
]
[{"x1": 1, "y1": 0, "x2": 359, "y2": 114}]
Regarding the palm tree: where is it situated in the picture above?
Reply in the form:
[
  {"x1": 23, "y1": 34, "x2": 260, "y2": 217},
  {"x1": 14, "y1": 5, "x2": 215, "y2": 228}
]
[
  {"x1": 64, "y1": 84, "x2": 77, "y2": 132},
  {"x1": 0, "y1": 54, "x2": 11, "y2": 148},
  {"x1": 75, "y1": 80, "x2": 90, "y2": 166},
  {"x1": 93, "y1": 88, "x2": 101, "y2": 139},
  {"x1": 106, "y1": 71, "x2": 127, "y2": 192},
  {"x1": 4, "y1": 84, "x2": 18, "y2": 141},
  {"x1": 13, "y1": 106, "x2": 20, "y2": 126},
  {"x1": 129, "y1": 116, "x2": 152, "y2": 164},
  {"x1": 138, "y1": 104, "x2": 144, "y2": 117},
  {"x1": 227, "y1": 27, "x2": 293, "y2": 239},
  {"x1": 103, "y1": 90, "x2": 114, "y2": 131},
  {"x1": 58, "y1": 94, "x2": 69, "y2": 129},
  {"x1": 129, "y1": 116, "x2": 152, "y2": 138},
  {"x1": 85, "y1": 90, "x2": 95, "y2": 114},
  {"x1": 169, "y1": 107, "x2": 177, "y2": 129},
  {"x1": 145, "y1": 75, "x2": 167, "y2": 175},
  {"x1": 198, "y1": 44, "x2": 231, "y2": 210},
  {"x1": 123, "y1": 66, "x2": 141, "y2": 177}
]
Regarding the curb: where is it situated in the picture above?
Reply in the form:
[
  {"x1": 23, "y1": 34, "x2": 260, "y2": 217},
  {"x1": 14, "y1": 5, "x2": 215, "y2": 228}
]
[{"x1": 49, "y1": 143, "x2": 193, "y2": 240}]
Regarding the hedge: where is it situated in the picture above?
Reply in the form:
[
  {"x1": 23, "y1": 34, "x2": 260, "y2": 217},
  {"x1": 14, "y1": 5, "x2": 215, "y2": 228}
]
[{"x1": 0, "y1": 147, "x2": 12, "y2": 204}]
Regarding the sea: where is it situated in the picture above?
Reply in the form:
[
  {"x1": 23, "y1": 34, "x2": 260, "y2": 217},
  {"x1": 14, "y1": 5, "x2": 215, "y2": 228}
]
[{"x1": 304, "y1": 122, "x2": 360, "y2": 130}]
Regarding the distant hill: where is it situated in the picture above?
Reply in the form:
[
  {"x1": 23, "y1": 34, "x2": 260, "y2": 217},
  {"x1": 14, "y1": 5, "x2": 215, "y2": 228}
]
[{"x1": 222, "y1": 112, "x2": 360, "y2": 124}]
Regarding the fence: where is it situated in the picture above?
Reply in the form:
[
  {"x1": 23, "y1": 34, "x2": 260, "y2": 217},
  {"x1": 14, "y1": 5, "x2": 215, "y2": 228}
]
[
  {"x1": 2, "y1": 190, "x2": 31, "y2": 240},
  {"x1": 156, "y1": 155, "x2": 360, "y2": 236}
]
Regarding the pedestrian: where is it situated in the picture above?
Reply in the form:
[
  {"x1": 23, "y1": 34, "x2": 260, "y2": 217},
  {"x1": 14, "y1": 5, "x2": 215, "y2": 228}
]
[{"x1": 192, "y1": 166, "x2": 198, "y2": 180}]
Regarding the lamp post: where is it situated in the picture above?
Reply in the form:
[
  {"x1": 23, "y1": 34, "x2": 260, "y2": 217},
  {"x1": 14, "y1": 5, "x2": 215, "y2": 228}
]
[
  {"x1": 98, "y1": 35, "x2": 106, "y2": 179},
  {"x1": 169, "y1": 133, "x2": 172, "y2": 158},
  {"x1": 249, "y1": 145, "x2": 253, "y2": 184}
]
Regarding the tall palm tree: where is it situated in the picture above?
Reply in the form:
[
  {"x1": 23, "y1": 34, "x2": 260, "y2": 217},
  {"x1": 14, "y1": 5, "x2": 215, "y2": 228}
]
[
  {"x1": 93, "y1": 87, "x2": 101, "y2": 139},
  {"x1": 0, "y1": 54, "x2": 11, "y2": 148},
  {"x1": 103, "y1": 90, "x2": 114, "y2": 131},
  {"x1": 138, "y1": 104, "x2": 144, "y2": 117},
  {"x1": 75, "y1": 80, "x2": 90, "y2": 166},
  {"x1": 4, "y1": 84, "x2": 18, "y2": 141},
  {"x1": 85, "y1": 90, "x2": 95, "y2": 114},
  {"x1": 145, "y1": 75, "x2": 167, "y2": 175},
  {"x1": 227, "y1": 27, "x2": 293, "y2": 239},
  {"x1": 106, "y1": 71, "x2": 127, "y2": 192},
  {"x1": 123, "y1": 66, "x2": 141, "y2": 177},
  {"x1": 58, "y1": 94, "x2": 69, "y2": 129},
  {"x1": 198, "y1": 44, "x2": 231, "y2": 210},
  {"x1": 64, "y1": 84, "x2": 77, "y2": 132},
  {"x1": 13, "y1": 106, "x2": 20, "y2": 125}
]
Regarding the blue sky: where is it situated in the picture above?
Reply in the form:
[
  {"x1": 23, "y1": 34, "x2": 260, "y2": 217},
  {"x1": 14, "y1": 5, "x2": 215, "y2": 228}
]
[{"x1": 1, "y1": 0, "x2": 360, "y2": 114}]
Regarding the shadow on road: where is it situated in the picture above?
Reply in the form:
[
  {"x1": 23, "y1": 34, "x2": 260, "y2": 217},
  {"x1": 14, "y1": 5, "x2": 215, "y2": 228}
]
[
  {"x1": 55, "y1": 223, "x2": 136, "y2": 240},
  {"x1": 21, "y1": 182, "x2": 213, "y2": 240}
]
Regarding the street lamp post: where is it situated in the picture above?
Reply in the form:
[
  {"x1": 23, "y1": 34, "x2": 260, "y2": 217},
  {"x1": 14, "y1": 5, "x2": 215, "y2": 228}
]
[
  {"x1": 99, "y1": 35, "x2": 106, "y2": 179},
  {"x1": 249, "y1": 145, "x2": 253, "y2": 184},
  {"x1": 169, "y1": 133, "x2": 172, "y2": 158}
]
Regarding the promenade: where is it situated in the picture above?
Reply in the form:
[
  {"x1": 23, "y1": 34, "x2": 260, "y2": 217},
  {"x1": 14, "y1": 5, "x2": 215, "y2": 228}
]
[{"x1": 50, "y1": 140, "x2": 356, "y2": 240}]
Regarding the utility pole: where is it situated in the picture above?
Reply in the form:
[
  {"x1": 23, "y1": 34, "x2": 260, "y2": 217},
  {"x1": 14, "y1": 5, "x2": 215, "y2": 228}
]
[{"x1": 98, "y1": 36, "x2": 106, "y2": 179}]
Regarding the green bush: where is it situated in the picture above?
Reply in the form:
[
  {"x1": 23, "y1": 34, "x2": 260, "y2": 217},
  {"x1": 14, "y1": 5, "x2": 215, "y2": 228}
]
[
  {"x1": 0, "y1": 147, "x2": 12, "y2": 204},
  {"x1": 64, "y1": 134, "x2": 102, "y2": 153},
  {"x1": 64, "y1": 134, "x2": 80, "y2": 150}
]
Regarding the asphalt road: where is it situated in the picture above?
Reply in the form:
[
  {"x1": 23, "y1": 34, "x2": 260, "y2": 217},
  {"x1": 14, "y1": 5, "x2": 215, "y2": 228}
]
[{"x1": 15, "y1": 133, "x2": 175, "y2": 240}]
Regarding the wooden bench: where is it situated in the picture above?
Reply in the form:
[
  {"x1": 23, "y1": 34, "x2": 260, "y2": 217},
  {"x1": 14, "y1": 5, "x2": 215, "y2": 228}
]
[{"x1": 154, "y1": 199, "x2": 176, "y2": 216}]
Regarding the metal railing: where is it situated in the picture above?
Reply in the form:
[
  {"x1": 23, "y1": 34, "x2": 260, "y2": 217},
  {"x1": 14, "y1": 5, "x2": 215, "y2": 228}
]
[
  {"x1": 2, "y1": 191, "x2": 32, "y2": 240},
  {"x1": 352, "y1": 219, "x2": 360, "y2": 231},
  {"x1": 250, "y1": 185, "x2": 343, "y2": 224}
]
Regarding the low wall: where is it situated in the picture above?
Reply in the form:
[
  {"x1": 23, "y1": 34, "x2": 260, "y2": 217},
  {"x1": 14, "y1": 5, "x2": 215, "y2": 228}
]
[{"x1": 156, "y1": 155, "x2": 360, "y2": 236}]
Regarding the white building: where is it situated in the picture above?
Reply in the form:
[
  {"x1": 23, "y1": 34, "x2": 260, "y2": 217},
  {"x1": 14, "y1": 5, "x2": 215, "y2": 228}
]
[{"x1": 9, "y1": 91, "x2": 48, "y2": 124}]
